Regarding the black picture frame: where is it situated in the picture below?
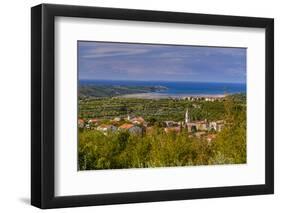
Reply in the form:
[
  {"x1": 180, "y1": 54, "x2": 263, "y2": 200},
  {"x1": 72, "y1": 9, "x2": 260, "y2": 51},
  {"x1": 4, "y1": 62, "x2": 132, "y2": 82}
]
[{"x1": 31, "y1": 3, "x2": 274, "y2": 209}]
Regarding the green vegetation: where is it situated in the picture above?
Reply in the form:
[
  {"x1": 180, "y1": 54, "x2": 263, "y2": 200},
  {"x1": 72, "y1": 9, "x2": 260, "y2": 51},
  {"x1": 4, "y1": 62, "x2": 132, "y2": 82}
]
[
  {"x1": 78, "y1": 94, "x2": 246, "y2": 170},
  {"x1": 79, "y1": 85, "x2": 167, "y2": 98},
  {"x1": 79, "y1": 97, "x2": 226, "y2": 122},
  {"x1": 210, "y1": 96, "x2": 246, "y2": 164}
]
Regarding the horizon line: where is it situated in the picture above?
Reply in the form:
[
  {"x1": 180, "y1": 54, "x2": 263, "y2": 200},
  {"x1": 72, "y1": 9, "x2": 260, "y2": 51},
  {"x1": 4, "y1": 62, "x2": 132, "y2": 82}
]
[{"x1": 79, "y1": 78, "x2": 246, "y2": 84}]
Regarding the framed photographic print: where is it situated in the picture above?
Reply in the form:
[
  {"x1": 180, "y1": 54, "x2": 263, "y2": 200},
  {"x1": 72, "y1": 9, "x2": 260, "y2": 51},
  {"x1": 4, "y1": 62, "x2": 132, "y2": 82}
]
[{"x1": 31, "y1": 3, "x2": 274, "y2": 209}]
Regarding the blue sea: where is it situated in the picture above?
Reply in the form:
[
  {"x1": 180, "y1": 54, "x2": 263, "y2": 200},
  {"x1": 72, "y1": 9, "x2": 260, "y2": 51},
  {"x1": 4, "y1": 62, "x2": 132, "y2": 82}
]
[{"x1": 80, "y1": 79, "x2": 246, "y2": 97}]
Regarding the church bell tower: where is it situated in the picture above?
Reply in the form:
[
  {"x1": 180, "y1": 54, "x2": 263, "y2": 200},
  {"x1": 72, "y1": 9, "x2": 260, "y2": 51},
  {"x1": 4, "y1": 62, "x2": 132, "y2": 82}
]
[{"x1": 185, "y1": 109, "x2": 190, "y2": 124}]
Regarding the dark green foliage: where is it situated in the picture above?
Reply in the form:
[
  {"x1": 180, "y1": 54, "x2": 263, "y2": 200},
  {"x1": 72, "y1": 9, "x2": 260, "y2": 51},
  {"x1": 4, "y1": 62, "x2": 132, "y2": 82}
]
[
  {"x1": 210, "y1": 96, "x2": 246, "y2": 164},
  {"x1": 79, "y1": 85, "x2": 167, "y2": 98}
]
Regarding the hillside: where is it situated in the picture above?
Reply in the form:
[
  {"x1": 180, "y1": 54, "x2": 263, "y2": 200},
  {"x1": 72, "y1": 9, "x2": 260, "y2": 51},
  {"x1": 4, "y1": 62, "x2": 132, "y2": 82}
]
[{"x1": 79, "y1": 85, "x2": 167, "y2": 98}]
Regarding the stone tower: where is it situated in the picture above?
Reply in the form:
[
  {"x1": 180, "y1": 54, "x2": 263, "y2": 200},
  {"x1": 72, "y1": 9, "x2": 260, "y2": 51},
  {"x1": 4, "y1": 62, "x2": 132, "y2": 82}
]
[{"x1": 185, "y1": 109, "x2": 190, "y2": 124}]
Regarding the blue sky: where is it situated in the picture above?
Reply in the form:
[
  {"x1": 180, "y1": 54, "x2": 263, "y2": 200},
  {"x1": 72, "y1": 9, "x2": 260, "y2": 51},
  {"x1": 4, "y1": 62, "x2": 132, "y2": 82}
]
[{"x1": 78, "y1": 41, "x2": 246, "y2": 83}]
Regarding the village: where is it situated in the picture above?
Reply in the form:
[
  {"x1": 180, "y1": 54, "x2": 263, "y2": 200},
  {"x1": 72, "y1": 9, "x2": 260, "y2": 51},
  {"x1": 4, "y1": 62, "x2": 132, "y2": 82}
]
[{"x1": 78, "y1": 105, "x2": 225, "y2": 143}]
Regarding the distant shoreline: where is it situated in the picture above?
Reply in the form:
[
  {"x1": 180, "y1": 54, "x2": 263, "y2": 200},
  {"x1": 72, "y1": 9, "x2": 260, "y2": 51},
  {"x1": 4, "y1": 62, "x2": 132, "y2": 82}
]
[
  {"x1": 118, "y1": 92, "x2": 227, "y2": 99},
  {"x1": 79, "y1": 80, "x2": 246, "y2": 99}
]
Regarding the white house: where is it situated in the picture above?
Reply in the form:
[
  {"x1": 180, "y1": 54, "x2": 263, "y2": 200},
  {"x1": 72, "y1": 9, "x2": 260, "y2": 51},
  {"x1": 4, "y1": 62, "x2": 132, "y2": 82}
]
[
  {"x1": 209, "y1": 120, "x2": 224, "y2": 132},
  {"x1": 131, "y1": 116, "x2": 145, "y2": 125},
  {"x1": 97, "y1": 124, "x2": 117, "y2": 134},
  {"x1": 78, "y1": 119, "x2": 85, "y2": 128},
  {"x1": 113, "y1": 117, "x2": 121, "y2": 122},
  {"x1": 165, "y1": 121, "x2": 179, "y2": 127}
]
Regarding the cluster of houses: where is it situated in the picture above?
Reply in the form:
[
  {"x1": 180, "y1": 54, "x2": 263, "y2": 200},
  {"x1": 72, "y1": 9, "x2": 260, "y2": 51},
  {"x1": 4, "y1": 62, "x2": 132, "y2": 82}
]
[
  {"x1": 78, "y1": 115, "x2": 145, "y2": 135},
  {"x1": 163, "y1": 109, "x2": 224, "y2": 142},
  {"x1": 78, "y1": 108, "x2": 225, "y2": 142},
  {"x1": 182, "y1": 96, "x2": 224, "y2": 102}
]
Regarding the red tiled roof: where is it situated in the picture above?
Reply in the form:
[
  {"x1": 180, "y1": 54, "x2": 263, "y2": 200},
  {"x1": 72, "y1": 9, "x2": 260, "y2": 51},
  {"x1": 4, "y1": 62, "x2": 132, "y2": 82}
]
[
  {"x1": 119, "y1": 123, "x2": 134, "y2": 129},
  {"x1": 164, "y1": 127, "x2": 181, "y2": 133},
  {"x1": 98, "y1": 124, "x2": 113, "y2": 128},
  {"x1": 207, "y1": 134, "x2": 216, "y2": 139}
]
